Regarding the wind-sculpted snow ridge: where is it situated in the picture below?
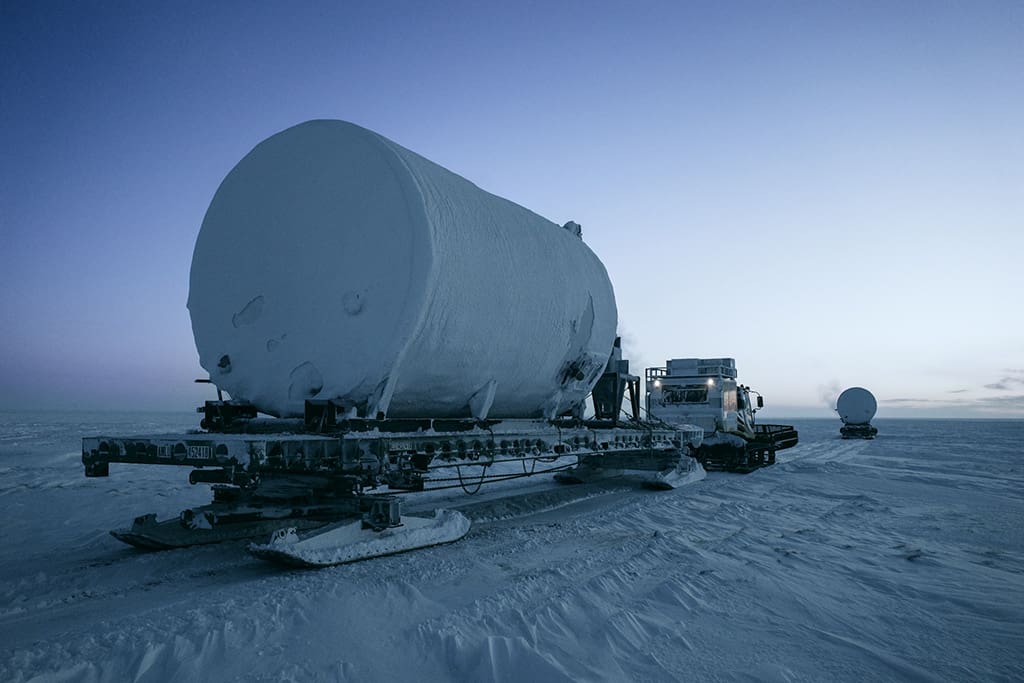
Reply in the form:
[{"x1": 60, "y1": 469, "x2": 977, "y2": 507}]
[{"x1": 2, "y1": 415, "x2": 1023, "y2": 681}]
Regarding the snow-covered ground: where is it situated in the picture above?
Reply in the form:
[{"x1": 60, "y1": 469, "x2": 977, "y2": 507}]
[{"x1": 1, "y1": 413, "x2": 1021, "y2": 681}]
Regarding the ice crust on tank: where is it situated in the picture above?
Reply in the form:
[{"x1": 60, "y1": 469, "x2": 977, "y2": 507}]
[{"x1": 188, "y1": 120, "x2": 618, "y2": 418}]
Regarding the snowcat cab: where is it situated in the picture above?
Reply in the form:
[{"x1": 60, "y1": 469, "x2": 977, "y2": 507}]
[{"x1": 646, "y1": 358, "x2": 798, "y2": 472}]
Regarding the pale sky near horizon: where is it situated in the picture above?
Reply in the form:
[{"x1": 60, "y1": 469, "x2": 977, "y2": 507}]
[{"x1": 2, "y1": 1, "x2": 1022, "y2": 418}]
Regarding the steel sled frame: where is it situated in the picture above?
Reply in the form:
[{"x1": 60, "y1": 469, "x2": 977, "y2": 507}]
[{"x1": 83, "y1": 399, "x2": 701, "y2": 552}]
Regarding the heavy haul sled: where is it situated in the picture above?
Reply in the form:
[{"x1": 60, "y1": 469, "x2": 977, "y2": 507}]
[
  {"x1": 83, "y1": 354, "x2": 702, "y2": 567},
  {"x1": 646, "y1": 358, "x2": 798, "y2": 472}
]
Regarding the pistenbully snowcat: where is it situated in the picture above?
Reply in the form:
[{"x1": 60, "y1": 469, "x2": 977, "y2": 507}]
[{"x1": 646, "y1": 358, "x2": 798, "y2": 472}]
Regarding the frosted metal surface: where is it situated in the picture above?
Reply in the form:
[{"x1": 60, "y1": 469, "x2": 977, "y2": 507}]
[
  {"x1": 188, "y1": 120, "x2": 617, "y2": 418},
  {"x1": 836, "y1": 387, "x2": 877, "y2": 425}
]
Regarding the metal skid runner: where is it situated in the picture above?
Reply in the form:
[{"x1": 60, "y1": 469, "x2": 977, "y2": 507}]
[{"x1": 82, "y1": 399, "x2": 699, "y2": 562}]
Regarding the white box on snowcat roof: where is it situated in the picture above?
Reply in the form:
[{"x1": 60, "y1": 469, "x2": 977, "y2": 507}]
[{"x1": 666, "y1": 358, "x2": 737, "y2": 379}]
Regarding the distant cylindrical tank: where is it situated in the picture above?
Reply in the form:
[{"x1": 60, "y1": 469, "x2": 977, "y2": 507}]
[
  {"x1": 836, "y1": 387, "x2": 877, "y2": 425},
  {"x1": 188, "y1": 120, "x2": 617, "y2": 419}
]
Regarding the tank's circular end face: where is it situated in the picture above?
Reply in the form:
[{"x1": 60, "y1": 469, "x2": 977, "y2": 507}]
[
  {"x1": 837, "y1": 387, "x2": 877, "y2": 425},
  {"x1": 188, "y1": 121, "x2": 430, "y2": 417}
]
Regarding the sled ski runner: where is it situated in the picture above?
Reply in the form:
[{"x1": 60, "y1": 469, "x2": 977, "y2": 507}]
[{"x1": 249, "y1": 508, "x2": 471, "y2": 568}]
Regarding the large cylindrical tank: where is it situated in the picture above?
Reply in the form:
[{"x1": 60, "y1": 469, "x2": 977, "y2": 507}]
[
  {"x1": 188, "y1": 120, "x2": 617, "y2": 419},
  {"x1": 836, "y1": 387, "x2": 877, "y2": 425}
]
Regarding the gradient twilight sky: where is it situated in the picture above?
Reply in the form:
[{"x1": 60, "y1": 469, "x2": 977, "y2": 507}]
[{"x1": 2, "y1": 1, "x2": 1022, "y2": 417}]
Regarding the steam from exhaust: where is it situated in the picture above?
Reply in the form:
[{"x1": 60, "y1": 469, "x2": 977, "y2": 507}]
[
  {"x1": 616, "y1": 328, "x2": 650, "y2": 375},
  {"x1": 818, "y1": 381, "x2": 842, "y2": 411}
]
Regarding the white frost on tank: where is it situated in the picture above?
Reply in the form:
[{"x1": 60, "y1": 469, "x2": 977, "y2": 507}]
[{"x1": 189, "y1": 120, "x2": 618, "y2": 418}]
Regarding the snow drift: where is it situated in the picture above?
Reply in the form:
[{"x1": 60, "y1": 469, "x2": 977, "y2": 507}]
[{"x1": 188, "y1": 120, "x2": 617, "y2": 419}]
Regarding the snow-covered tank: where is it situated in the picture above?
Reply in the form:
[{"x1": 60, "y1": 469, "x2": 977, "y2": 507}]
[
  {"x1": 836, "y1": 387, "x2": 878, "y2": 439},
  {"x1": 188, "y1": 120, "x2": 617, "y2": 419}
]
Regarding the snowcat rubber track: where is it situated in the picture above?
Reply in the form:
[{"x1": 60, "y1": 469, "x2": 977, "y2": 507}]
[{"x1": 696, "y1": 424, "x2": 799, "y2": 473}]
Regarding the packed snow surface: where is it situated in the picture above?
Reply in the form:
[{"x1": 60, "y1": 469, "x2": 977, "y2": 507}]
[
  {"x1": 2, "y1": 414, "x2": 1022, "y2": 681},
  {"x1": 189, "y1": 120, "x2": 617, "y2": 419}
]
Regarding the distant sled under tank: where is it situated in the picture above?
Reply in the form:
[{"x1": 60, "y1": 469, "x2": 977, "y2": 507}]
[{"x1": 840, "y1": 423, "x2": 878, "y2": 439}]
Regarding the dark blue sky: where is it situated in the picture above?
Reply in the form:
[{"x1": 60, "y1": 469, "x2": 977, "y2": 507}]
[{"x1": 2, "y1": 1, "x2": 1022, "y2": 415}]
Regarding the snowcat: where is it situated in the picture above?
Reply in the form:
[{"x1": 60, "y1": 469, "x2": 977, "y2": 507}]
[{"x1": 646, "y1": 358, "x2": 798, "y2": 472}]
